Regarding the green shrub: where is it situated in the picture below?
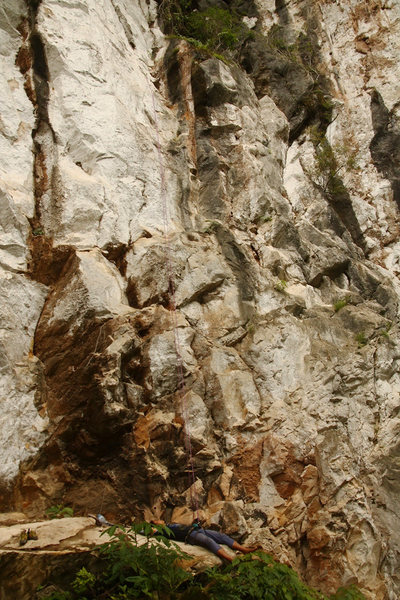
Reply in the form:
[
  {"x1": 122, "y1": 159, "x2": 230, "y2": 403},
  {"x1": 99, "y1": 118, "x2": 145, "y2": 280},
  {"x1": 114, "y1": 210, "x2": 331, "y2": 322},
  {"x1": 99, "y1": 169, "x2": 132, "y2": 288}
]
[
  {"x1": 355, "y1": 332, "x2": 367, "y2": 347},
  {"x1": 258, "y1": 214, "x2": 272, "y2": 224},
  {"x1": 40, "y1": 522, "x2": 366, "y2": 600},
  {"x1": 381, "y1": 321, "x2": 392, "y2": 336},
  {"x1": 207, "y1": 551, "x2": 324, "y2": 599},
  {"x1": 274, "y1": 279, "x2": 288, "y2": 293},
  {"x1": 329, "y1": 585, "x2": 367, "y2": 600},
  {"x1": 71, "y1": 567, "x2": 96, "y2": 595},
  {"x1": 333, "y1": 297, "x2": 349, "y2": 312},
  {"x1": 45, "y1": 505, "x2": 74, "y2": 519},
  {"x1": 307, "y1": 128, "x2": 358, "y2": 201},
  {"x1": 203, "y1": 220, "x2": 221, "y2": 234},
  {"x1": 159, "y1": 1, "x2": 253, "y2": 57},
  {"x1": 44, "y1": 522, "x2": 192, "y2": 599}
]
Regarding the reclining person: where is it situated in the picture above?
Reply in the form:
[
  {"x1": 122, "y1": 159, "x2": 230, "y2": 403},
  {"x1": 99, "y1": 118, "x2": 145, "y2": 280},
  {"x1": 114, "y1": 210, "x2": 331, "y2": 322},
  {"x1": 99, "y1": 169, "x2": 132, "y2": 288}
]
[{"x1": 151, "y1": 519, "x2": 259, "y2": 563}]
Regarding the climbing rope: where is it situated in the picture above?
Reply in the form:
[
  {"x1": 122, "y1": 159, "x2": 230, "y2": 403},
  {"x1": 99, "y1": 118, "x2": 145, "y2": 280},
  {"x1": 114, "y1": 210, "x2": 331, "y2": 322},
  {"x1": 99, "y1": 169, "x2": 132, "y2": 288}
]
[{"x1": 151, "y1": 90, "x2": 199, "y2": 519}]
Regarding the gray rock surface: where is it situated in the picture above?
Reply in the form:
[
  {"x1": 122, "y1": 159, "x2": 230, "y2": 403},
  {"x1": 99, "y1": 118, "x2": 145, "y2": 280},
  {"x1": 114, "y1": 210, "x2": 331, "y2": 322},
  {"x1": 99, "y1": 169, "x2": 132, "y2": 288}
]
[{"x1": 0, "y1": 0, "x2": 400, "y2": 598}]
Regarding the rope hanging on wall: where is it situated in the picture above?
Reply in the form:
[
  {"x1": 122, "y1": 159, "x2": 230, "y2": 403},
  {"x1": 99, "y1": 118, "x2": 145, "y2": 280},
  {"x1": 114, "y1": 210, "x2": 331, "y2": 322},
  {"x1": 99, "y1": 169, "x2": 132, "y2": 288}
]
[{"x1": 151, "y1": 90, "x2": 199, "y2": 519}]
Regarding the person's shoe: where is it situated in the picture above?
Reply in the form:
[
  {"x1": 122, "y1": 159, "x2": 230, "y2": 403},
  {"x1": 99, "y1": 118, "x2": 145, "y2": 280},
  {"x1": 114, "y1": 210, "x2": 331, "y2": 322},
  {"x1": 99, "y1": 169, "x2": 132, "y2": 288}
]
[
  {"x1": 19, "y1": 529, "x2": 28, "y2": 546},
  {"x1": 28, "y1": 529, "x2": 38, "y2": 540}
]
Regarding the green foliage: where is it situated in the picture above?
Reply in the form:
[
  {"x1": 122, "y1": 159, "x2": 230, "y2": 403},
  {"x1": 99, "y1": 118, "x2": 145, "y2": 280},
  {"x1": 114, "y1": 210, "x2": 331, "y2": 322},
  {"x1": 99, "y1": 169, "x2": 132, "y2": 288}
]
[
  {"x1": 203, "y1": 220, "x2": 221, "y2": 234},
  {"x1": 158, "y1": 0, "x2": 195, "y2": 36},
  {"x1": 43, "y1": 522, "x2": 193, "y2": 599},
  {"x1": 45, "y1": 505, "x2": 74, "y2": 519},
  {"x1": 329, "y1": 585, "x2": 367, "y2": 600},
  {"x1": 266, "y1": 26, "x2": 315, "y2": 65},
  {"x1": 39, "y1": 523, "x2": 366, "y2": 600},
  {"x1": 101, "y1": 522, "x2": 192, "y2": 597},
  {"x1": 159, "y1": 1, "x2": 253, "y2": 58},
  {"x1": 355, "y1": 332, "x2": 367, "y2": 347},
  {"x1": 381, "y1": 321, "x2": 392, "y2": 336},
  {"x1": 264, "y1": 27, "x2": 334, "y2": 127},
  {"x1": 333, "y1": 297, "x2": 350, "y2": 312},
  {"x1": 267, "y1": 24, "x2": 292, "y2": 52},
  {"x1": 308, "y1": 128, "x2": 358, "y2": 201},
  {"x1": 307, "y1": 86, "x2": 335, "y2": 127},
  {"x1": 258, "y1": 214, "x2": 272, "y2": 224},
  {"x1": 71, "y1": 568, "x2": 96, "y2": 595},
  {"x1": 246, "y1": 321, "x2": 255, "y2": 334},
  {"x1": 207, "y1": 551, "x2": 324, "y2": 599},
  {"x1": 274, "y1": 279, "x2": 288, "y2": 293}
]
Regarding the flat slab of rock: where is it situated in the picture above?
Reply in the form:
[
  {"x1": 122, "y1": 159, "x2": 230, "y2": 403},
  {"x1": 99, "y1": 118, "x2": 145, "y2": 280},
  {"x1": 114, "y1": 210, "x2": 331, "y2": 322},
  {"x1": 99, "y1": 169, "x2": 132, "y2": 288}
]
[{"x1": 0, "y1": 517, "x2": 228, "y2": 600}]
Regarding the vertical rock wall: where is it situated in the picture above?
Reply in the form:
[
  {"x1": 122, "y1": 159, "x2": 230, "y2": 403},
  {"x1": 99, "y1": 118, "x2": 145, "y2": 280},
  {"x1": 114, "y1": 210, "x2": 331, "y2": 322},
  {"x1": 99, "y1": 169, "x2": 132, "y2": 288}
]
[{"x1": 0, "y1": 0, "x2": 399, "y2": 597}]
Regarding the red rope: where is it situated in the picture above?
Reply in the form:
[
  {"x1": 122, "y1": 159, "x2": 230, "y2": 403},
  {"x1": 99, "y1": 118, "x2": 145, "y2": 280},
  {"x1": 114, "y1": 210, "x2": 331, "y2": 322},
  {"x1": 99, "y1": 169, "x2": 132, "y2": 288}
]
[{"x1": 151, "y1": 91, "x2": 199, "y2": 519}]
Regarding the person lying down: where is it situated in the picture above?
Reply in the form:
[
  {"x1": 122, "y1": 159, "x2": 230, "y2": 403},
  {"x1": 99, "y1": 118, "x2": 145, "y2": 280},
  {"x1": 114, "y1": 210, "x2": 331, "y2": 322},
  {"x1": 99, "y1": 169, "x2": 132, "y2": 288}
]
[{"x1": 150, "y1": 519, "x2": 260, "y2": 563}]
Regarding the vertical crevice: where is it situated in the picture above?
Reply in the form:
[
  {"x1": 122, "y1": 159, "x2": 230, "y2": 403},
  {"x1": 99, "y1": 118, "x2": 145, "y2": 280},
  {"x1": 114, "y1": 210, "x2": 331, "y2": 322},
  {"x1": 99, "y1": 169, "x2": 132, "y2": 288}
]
[
  {"x1": 163, "y1": 39, "x2": 199, "y2": 227},
  {"x1": 177, "y1": 42, "x2": 197, "y2": 175},
  {"x1": 16, "y1": 1, "x2": 66, "y2": 285}
]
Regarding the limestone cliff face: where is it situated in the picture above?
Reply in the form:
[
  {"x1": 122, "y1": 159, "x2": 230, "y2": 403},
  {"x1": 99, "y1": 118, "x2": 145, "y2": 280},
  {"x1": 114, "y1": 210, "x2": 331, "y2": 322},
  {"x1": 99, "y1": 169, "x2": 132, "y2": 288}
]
[{"x1": 1, "y1": 0, "x2": 399, "y2": 597}]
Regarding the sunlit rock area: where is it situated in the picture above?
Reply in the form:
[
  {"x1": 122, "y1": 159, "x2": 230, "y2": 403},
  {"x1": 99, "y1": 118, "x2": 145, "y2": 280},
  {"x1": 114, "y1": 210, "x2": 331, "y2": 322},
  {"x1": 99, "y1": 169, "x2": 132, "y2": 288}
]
[{"x1": 0, "y1": 0, "x2": 399, "y2": 598}]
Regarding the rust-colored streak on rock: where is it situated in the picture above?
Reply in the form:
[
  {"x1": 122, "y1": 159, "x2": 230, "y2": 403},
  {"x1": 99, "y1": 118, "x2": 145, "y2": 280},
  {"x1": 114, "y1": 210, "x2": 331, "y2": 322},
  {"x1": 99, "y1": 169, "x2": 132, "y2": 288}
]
[
  {"x1": 271, "y1": 458, "x2": 305, "y2": 500},
  {"x1": 177, "y1": 42, "x2": 197, "y2": 171},
  {"x1": 263, "y1": 434, "x2": 309, "y2": 500},
  {"x1": 134, "y1": 412, "x2": 156, "y2": 450},
  {"x1": 229, "y1": 440, "x2": 263, "y2": 502},
  {"x1": 28, "y1": 237, "x2": 73, "y2": 286},
  {"x1": 15, "y1": 18, "x2": 36, "y2": 105},
  {"x1": 33, "y1": 145, "x2": 48, "y2": 202},
  {"x1": 18, "y1": 302, "x2": 171, "y2": 518}
]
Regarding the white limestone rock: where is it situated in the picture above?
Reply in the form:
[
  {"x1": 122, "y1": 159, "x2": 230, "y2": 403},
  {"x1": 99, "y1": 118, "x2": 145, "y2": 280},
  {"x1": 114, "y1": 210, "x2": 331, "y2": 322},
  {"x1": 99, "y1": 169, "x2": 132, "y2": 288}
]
[
  {"x1": 125, "y1": 233, "x2": 228, "y2": 308},
  {"x1": 204, "y1": 347, "x2": 261, "y2": 428},
  {"x1": 38, "y1": 0, "x2": 181, "y2": 247},
  {"x1": 147, "y1": 324, "x2": 197, "y2": 398},
  {"x1": 0, "y1": 273, "x2": 48, "y2": 483},
  {"x1": 43, "y1": 249, "x2": 130, "y2": 335},
  {"x1": 0, "y1": 0, "x2": 34, "y2": 272}
]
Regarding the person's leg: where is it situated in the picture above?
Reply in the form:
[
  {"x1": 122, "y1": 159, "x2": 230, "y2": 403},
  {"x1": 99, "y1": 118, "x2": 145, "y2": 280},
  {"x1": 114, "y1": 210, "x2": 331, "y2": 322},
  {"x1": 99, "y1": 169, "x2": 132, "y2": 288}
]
[
  {"x1": 232, "y1": 541, "x2": 260, "y2": 554},
  {"x1": 216, "y1": 548, "x2": 234, "y2": 562},
  {"x1": 204, "y1": 530, "x2": 260, "y2": 555},
  {"x1": 202, "y1": 529, "x2": 235, "y2": 549},
  {"x1": 188, "y1": 531, "x2": 234, "y2": 562}
]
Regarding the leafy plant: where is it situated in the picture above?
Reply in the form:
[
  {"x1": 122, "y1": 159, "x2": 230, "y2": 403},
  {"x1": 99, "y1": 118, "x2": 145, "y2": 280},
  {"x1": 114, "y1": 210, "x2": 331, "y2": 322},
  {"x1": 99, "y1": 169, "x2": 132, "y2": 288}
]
[
  {"x1": 355, "y1": 332, "x2": 367, "y2": 347},
  {"x1": 43, "y1": 522, "x2": 193, "y2": 599},
  {"x1": 246, "y1": 322, "x2": 255, "y2": 334},
  {"x1": 379, "y1": 321, "x2": 392, "y2": 338},
  {"x1": 329, "y1": 585, "x2": 367, "y2": 599},
  {"x1": 333, "y1": 297, "x2": 350, "y2": 312},
  {"x1": 308, "y1": 128, "x2": 358, "y2": 201},
  {"x1": 203, "y1": 220, "x2": 221, "y2": 234},
  {"x1": 207, "y1": 551, "x2": 324, "y2": 599},
  {"x1": 45, "y1": 505, "x2": 74, "y2": 519},
  {"x1": 274, "y1": 279, "x2": 288, "y2": 293},
  {"x1": 39, "y1": 523, "x2": 366, "y2": 600},
  {"x1": 32, "y1": 227, "x2": 44, "y2": 236},
  {"x1": 101, "y1": 522, "x2": 193, "y2": 597},
  {"x1": 71, "y1": 567, "x2": 96, "y2": 595},
  {"x1": 159, "y1": 1, "x2": 253, "y2": 58}
]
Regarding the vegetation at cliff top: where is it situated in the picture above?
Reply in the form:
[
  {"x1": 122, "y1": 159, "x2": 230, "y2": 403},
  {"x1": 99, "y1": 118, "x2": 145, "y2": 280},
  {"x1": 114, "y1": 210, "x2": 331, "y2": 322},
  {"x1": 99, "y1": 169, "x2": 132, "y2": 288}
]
[
  {"x1": 39, "y1": 522, "x2": 366, "y2": 600},
  {"x1": 158, "y1": 0, "x2": 335, "y2": 138},
  {"x1": 158, "y1": 0, "x2": 254, "y2": 57}
]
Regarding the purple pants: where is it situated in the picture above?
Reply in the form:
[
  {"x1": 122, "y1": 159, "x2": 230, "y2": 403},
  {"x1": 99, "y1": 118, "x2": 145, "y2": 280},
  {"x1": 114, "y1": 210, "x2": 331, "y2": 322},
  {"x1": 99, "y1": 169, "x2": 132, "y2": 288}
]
[{"x1": 187, "y1": 528, "x2": 235, "y2": 554}]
